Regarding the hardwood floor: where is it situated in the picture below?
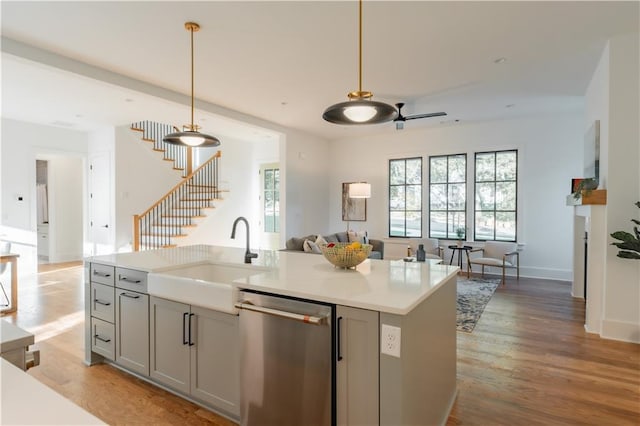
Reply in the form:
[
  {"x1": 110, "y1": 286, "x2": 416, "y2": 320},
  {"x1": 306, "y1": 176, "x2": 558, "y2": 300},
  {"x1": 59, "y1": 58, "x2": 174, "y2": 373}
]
[{"x1": 3, "y1": 264, "x2": 639, "y2": 425}]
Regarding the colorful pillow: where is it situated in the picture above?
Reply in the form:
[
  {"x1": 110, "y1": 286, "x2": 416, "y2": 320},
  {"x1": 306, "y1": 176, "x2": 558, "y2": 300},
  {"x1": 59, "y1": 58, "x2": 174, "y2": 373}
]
[{"x1": 303, "y1": 239, "x2": 321, "y2": 254}]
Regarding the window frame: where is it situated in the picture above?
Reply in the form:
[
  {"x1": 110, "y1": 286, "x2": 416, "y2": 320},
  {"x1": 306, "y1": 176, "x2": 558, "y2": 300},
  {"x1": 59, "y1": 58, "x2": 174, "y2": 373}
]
[
  {"x1": 473, "y1": 149, "x2": 518, "y2": 242},
  {"x1": 262, "y1": 166, "x2": 280, "y2": 234},
  {"x1": 428, "y1": 153, "x2": 467, "y2": 240},
  {"x1": 388, "y1": 157, "x2": 423, "y2": 238}
]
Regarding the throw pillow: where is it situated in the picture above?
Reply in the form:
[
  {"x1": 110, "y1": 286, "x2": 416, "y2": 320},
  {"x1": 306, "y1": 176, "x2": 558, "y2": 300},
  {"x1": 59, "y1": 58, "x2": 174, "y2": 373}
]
[
  {"x1": 348, "y1": 230, "x2": 368, "y2": 244},
  {"x1": 316, "y1": 235, "x2": 328, "y2": 246},
  {"x1": 303, "y1": 239, "x2": 321, "y2": 254}
]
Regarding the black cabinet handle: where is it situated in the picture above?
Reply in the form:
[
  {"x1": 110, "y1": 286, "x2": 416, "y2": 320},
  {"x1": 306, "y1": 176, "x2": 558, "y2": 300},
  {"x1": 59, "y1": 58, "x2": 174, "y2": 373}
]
[
  {"x1": 93, "y1": 271, "x2": 111, "y2": 278},
  {"x1": 94, "y1": 299, "x2": 111, "y2": 306},
  {"x1": 119, "y1": 276, "x2": 141, "y2": 284},
  {"x1": 120, "y1": 292, "x2": 140, "y2": 299},
  {"x1": 337, "y1": 316, "x2": 343, "y2": 361},
  {"x1": 94, "y1": 334, "x2": 111, "y2": 343},
  {"x1": 182, "y1": 312, "x2": 189, "y2": 345},
  {"x1": 188, "y1": 313, "x2": 195, "y2": 346}
]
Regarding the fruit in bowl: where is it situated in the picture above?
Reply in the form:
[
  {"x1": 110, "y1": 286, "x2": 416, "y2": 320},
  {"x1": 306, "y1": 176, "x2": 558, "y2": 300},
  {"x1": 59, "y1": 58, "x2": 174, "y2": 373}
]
[{"x1": 320, "y1": 242, "x2": 372, "y2": 269}]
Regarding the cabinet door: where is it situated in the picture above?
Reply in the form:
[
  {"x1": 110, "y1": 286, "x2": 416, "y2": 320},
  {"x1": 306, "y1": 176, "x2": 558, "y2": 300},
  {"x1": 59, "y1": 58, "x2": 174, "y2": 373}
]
[
  {"x1": 150, "y1": 297, "x2": 191, "y2": 394},
  {"x1": 115, "y1": 289, "x2": 149, "y2": 376},
  {"x1": 190, "y1": 306, "x2": 240, "y2": 417},
  {"x1": 336, "y1": 305, "x2": 380, "y2": 426}
]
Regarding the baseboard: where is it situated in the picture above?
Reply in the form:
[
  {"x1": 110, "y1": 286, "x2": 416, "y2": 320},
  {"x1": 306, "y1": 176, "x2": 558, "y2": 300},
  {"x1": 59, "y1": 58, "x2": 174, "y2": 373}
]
[
  {"x1": 601, "y1": 318, "x2": 640, "y2": 343},
  {"x1": 470, "y1": 265, "x2": 572, "y2": 282}
]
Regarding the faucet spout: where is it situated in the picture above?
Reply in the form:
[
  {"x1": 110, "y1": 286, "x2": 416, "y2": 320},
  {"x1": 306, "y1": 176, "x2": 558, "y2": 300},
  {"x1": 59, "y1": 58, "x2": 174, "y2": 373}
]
[{"x1": 230, "y1": 216, "x2": 258, "y2": 264}]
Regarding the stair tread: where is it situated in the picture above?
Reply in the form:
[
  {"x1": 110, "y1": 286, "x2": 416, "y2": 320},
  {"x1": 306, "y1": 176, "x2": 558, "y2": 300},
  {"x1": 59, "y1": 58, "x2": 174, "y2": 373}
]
[{"x1": 141, "y1": 233, "x2": 187, "y2": 238}]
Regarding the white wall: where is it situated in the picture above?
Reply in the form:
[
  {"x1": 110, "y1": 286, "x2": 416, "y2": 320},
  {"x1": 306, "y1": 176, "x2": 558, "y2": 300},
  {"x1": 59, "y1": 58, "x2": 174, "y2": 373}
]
[
  {"x1": 0, "y1": 118, "x2": 87, "y2": 275},
  {"x1": 327, "y1": 114, "x2": 584, "y2": 280},
  {"x1": 281, "y1": 129, "x2": 331, "y2": 242},
  {"x1": 585, "y1": 34, "x2": 640, "y2": 343}
]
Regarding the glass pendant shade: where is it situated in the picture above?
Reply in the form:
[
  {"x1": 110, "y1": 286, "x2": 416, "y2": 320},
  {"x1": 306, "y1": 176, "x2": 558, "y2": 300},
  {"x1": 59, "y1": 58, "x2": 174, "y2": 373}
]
[
  {"x1": 323, "y1": 100, "x2": 398, "y2": 125},
  {"x1": 163, "y1": 130, "x2": 220, "y2": 147}
]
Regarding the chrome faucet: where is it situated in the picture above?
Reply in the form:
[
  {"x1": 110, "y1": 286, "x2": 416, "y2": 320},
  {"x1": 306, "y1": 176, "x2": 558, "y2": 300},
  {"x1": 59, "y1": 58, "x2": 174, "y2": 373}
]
[{"x1": 231, "y1": 217, "x2": 258, "y2": 264}]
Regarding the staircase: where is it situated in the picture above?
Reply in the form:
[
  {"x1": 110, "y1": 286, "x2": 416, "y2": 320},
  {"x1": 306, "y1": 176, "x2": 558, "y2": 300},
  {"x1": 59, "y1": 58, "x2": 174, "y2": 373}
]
[
  {"x1": 131, "y1": 121, "x2": 223, "y2": 251},
  {"x1": 131, "y1": 121, "x2": 191, "y2": 177}
]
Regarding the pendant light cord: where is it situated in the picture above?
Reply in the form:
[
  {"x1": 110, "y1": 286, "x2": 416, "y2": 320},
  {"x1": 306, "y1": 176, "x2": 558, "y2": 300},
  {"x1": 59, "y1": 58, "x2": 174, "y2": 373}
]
[
  {"x1": 190, "y1": 25, "x2": 195, "y2": 129},
  {"x1": 358, "y1": 0, "x2": 362, "y2": 94}
]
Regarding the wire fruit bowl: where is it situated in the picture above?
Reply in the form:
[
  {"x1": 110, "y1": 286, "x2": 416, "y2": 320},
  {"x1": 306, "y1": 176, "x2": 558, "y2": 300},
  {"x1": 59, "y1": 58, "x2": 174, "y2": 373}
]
[{"x1": 320, "y1": 243, "x2": 372, "y2": 269}]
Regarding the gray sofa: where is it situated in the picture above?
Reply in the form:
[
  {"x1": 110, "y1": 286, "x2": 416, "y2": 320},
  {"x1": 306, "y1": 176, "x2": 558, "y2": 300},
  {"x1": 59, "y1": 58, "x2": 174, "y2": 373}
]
[{"x1": 284, "y1": 231, "x2": 384, "y2": 259}]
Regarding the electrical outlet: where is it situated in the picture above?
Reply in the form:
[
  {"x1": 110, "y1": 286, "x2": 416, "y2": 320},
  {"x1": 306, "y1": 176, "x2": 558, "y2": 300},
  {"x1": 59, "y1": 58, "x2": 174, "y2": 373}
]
[{"x1": 381, "y1": 324, "x2": 401, "y2": 358}]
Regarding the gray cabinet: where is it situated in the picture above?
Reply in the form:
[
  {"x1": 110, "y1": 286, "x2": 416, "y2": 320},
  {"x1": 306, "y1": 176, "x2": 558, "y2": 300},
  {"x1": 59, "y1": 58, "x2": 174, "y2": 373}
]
[
  {"x1": 88, "y1": 263, "x2": 115, "y2": 362},
  {"x1": 149, "y1": 297, "x2": 191, "y2": 393},
  {"x1": 150, "y1": 297, "x2": 240, "y2": 418},
  {"x1": 190, "y1": 305, "x2": 239, "y2": 415},
  {"x1": 114, "y1": 267, "x2": 149, "y2": 377},
  {"x1": 336, "y1": 305, "x2": 380, "y2": 426}
]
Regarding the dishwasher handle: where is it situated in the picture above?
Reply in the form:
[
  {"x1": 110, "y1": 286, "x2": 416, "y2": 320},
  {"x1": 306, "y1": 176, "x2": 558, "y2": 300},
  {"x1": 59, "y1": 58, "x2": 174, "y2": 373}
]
[{"x1": 235, "y1": 301, "x2": 328, "y2": 325}]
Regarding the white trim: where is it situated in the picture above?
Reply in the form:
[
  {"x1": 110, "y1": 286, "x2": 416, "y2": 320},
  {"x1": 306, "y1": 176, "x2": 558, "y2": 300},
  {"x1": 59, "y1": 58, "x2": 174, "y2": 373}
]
[{"x1": 601, "y1": 318, "x2": 640, "y2": 344}]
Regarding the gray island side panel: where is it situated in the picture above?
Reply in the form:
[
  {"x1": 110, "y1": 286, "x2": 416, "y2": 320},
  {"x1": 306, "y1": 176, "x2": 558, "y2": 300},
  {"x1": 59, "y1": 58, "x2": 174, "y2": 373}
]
[{"x1": 380, "y1": 274, "x2": 457, "y2": 426}]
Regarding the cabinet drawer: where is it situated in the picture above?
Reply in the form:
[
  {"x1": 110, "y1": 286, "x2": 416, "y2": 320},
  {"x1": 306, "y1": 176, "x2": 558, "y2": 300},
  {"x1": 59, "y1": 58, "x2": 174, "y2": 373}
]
[
  {"x1": 91, "y1": 317, "x2": 115, "y2": 361},
  {"x1": 116, "y1": 267, "x2": 148, "y2": 293},
  {"x1": 91, "y1": 282, "x2": 115, "y2": 323},
  {"x1": 91, "y1": 263, "x2": 115, "y2": 286}
]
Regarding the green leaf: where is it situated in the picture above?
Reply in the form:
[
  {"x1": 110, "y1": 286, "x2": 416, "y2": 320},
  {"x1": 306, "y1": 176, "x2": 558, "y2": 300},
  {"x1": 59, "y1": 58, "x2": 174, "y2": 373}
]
[
  {"x1": 617, "y1": 251, "x2": 640, "y2": 260},
  {"x1": 611, "y1": 241, "x2": 640, "y2": 251},
  {"x1": 611, "y1": 231, "x2": 635, "y2": 242}
]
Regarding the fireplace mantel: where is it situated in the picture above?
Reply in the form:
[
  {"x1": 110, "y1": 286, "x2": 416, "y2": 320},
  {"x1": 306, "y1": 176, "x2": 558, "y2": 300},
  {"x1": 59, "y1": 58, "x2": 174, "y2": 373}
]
[{"x1": 566, "y1": 189, "x2": 607, "y2": 206}]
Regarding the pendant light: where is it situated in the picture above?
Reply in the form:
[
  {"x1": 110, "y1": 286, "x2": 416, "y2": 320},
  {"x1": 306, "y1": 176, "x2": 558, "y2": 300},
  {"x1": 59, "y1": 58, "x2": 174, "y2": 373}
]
[
  {"x1": 163, "y1": 22, "x2": 220, "y2": 147},
  {"x1": 323, "y1": 0, "x2": 397, "y2": 125}
]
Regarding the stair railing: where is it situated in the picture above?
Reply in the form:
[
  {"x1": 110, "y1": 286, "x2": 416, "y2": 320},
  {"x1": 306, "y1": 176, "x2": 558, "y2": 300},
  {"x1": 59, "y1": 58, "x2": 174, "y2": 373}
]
[
  {"x1": 131, "y1": 120, "x2": 193, "y2": 176},
  {"x1": 133, "y1": 151, "x2": 222, "y2": 251}
]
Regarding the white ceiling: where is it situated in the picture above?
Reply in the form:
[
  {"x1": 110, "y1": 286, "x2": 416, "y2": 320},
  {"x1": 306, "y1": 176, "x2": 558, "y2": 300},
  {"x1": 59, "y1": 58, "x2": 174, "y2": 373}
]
[{"x1": 1, "y1": 1, "x2": 638, "y2": 141}]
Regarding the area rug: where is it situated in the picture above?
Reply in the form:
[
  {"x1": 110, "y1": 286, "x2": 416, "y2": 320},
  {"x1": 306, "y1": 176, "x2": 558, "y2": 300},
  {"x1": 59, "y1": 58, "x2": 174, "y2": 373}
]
[{"x1": 457, "y1": 278, "x2": 500, "y2": 333}]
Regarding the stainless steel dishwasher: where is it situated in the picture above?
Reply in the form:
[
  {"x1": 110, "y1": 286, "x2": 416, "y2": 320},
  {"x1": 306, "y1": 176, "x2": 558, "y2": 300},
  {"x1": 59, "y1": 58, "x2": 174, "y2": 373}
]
[{"x1": 236, "y1": 290, "x2": 335, "y2": 426}]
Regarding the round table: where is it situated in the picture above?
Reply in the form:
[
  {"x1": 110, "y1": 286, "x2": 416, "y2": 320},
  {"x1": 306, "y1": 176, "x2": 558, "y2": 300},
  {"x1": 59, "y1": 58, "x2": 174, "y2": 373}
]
[{"x1": 448, "y1": 245, "x2": 472, "y2": 277}]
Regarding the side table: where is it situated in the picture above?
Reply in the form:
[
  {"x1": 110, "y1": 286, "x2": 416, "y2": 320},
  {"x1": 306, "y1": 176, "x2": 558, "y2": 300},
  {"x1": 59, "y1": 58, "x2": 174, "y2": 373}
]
[{"x1": 448, "y1": 245, "x2": 472, "y2": 277}]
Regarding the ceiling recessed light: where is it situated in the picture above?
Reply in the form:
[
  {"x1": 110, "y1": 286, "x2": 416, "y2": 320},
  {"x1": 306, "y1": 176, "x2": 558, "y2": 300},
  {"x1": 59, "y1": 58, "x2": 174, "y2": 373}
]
[
  {"x1": 75, "y1": 114, "x2": 83, "y2": 118},
  {"x1": 494, "y1": 57, "x2": 507, "y2": 64}
]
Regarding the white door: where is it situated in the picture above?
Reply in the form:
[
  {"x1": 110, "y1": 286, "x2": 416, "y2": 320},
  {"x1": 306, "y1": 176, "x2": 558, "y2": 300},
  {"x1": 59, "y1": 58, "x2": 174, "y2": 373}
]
[
  {"x1": 89, "y1": 153, "x2": 112, "y2": 254},
  {"x1": 259, "y1": 163, "x2": 280, "y2": 250}
]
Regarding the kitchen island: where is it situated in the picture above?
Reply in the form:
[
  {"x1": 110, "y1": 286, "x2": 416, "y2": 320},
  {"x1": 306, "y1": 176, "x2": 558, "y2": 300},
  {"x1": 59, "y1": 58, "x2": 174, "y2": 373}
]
[{"x1": 85, "y1": 245, "x2": 458, "y2": 425}]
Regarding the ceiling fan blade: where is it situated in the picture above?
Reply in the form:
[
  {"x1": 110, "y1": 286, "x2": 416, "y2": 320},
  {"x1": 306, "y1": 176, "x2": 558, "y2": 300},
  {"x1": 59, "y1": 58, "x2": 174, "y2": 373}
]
[{"x1": 404, "y1": 112, "x2": 448, "y2": 121}]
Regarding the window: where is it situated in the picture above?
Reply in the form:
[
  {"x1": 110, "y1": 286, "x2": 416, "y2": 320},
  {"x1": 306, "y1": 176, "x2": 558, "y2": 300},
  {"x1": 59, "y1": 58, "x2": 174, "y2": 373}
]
[
  {"x1": 263, "y1": 167, "x2": 280, "y2": 233},
  {"x1": 389, "y1": 157, "x2": 422, "y2": 237},
  {"x1": 474, "y1": 150, "x2": 517, "y2": 241},
  {"x1": 429, "y1": 154, "x2": 466, "y2": 239}
]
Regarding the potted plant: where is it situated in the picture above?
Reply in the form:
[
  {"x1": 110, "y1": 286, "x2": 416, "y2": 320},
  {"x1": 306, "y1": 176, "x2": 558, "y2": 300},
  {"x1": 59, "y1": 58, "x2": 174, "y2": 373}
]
[
  {"x1": 610, "y1": 201, "x2": 640, "y2": 260},
  {"x1": 455, "y1": 226, "x2": 466, "y2": 247}
]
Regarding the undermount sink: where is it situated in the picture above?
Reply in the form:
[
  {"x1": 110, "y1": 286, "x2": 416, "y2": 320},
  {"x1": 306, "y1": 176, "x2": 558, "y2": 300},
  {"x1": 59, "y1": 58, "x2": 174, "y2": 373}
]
[{"x1": 147, "y1": 263, "x2": 269, "y2": 314}]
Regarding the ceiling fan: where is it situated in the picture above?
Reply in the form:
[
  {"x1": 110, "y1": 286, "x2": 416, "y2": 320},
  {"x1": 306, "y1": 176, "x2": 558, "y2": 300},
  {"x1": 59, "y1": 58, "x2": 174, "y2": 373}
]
[{"x1": 393, "y1": 103, "x2": 447, "y2": 130}]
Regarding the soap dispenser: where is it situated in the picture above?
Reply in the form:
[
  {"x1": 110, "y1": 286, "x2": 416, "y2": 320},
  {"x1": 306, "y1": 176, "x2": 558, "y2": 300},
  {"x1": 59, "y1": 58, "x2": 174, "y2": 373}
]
[{"x1": 416, "y1": 244, "x2": 426, "y2": 262}]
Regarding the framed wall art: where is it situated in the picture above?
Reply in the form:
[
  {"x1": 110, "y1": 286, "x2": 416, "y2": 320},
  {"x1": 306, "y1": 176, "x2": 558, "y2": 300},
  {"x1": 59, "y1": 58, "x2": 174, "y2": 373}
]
[{"x1": 342, "y1": 182, "x2": 367, "y2": 221}]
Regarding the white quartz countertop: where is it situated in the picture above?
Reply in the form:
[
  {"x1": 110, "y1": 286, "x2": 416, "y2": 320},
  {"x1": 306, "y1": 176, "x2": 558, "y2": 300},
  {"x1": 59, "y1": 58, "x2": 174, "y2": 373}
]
[
  {"x1": 0, "y1": 358, "x2": 106, "y2": 425},
  {"x1": 88, "y1": 245, "x2": 459, "y2": 315}
]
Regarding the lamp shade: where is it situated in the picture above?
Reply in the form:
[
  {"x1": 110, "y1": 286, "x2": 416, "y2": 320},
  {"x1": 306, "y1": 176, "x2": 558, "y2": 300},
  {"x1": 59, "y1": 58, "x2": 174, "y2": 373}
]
[
  {"x1": 349, "y1": 182, "x2": 371, "y2": 198},
  {"x1": 163, "y1": 130, "x2": 220, "y2": 147},
  {"x1": 323, "y1": 100, "x2": 397, "y2": 125}
]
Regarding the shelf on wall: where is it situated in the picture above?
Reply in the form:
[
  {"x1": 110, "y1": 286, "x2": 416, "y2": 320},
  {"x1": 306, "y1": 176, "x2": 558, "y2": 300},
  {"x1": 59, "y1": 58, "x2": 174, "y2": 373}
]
[{"x1": 566, "y1": 189, "x2": 607, "y2": 206}]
